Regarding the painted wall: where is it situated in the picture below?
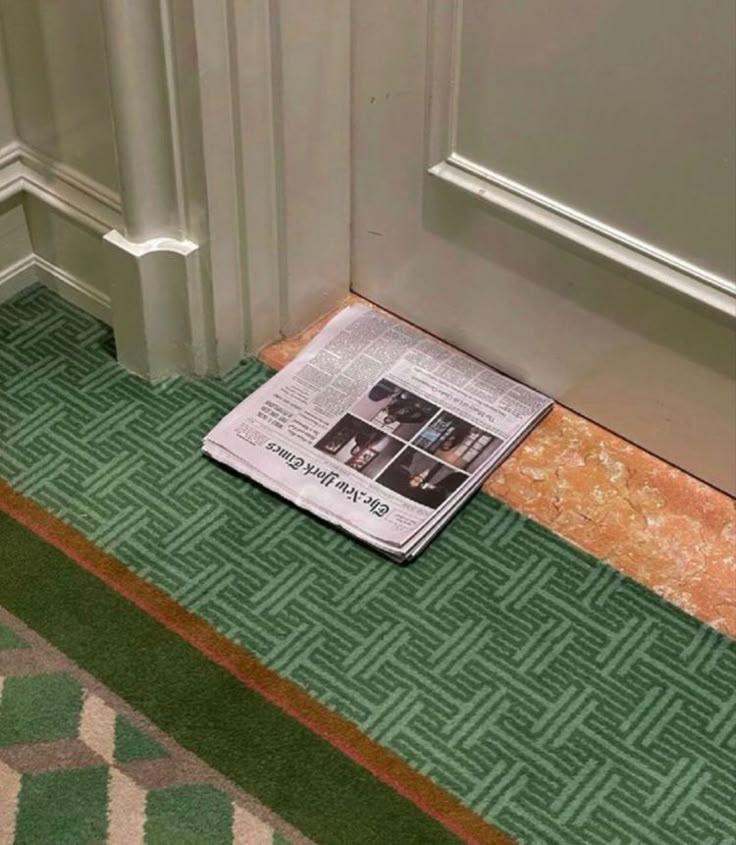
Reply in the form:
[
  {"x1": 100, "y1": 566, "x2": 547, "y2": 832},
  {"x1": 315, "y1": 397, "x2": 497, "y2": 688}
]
[
  {"x1": 23, "y1": 195, "x2": 110, "y2": 306},
  {"x1": 0, "y1": 0, "x2": 118, "y2": 192},
  {"x1": 0, "y1": 14, "x2": 30, "y2": 290},
  {"x1": 0, "y1": 23, "x2": 14, "y2": 147}
]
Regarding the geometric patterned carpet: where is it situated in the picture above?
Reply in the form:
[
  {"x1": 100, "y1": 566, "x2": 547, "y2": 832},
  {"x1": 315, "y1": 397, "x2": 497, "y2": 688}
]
[
  {"x1": 1, "y1": 286, "x2": 735, "y2": 844},
  {"x1": 0, "y1": 612, "x2": 295, "y2": 844},
  {"x1": 0, "y1": 498, "x2": 459, "y2": 845}
]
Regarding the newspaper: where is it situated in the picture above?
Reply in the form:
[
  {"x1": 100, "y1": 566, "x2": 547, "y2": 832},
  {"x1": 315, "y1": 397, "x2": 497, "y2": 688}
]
[{"x1": 203, "y1": 305, "x2": 552, "y2": 560}]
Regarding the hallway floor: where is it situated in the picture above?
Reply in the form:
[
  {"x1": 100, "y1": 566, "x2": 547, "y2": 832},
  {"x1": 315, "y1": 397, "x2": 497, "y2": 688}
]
[
  {"x1": 262, "y1": 295, "x2": 736, "y2": 638},
  {"x1": 1, "y1": 285, "x2": 734, "y2": 844}
]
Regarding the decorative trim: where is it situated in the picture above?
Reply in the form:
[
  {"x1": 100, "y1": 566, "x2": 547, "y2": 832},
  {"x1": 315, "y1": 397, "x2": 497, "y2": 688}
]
[
  {"x1": 431, "y1": 157, "x2": 736, "y2": 318},
  {"x1": 156, "y1": 0, "x2": 219, "y2": 376},
  {"x1": 425, "y1": 0, "x2": 463, "y2": 167},
  {"x1": 0, "y1": 141, "x2": 19, "y2": 169},
  {"x1": 99, "y1": 0, "x2": 179, "y2": 242},
  {"x1": 0, "y1": 141, "x2": 122, "y2": 234},
  {"x1": 103, "y1": 229, "x2": 197, "y2": 257},
  {"x1": 99, "y1": 0, "x2": 216, "y2": 379},
  {"x1": 425, "y1": 1, "x2": 736, "y2": 318},
  {"x1": 103, "y1": 226, "x2": 208, "y2": 379},
  {"x1": 21, "y1": 175, "x2": 120, "y2": 236},
  {"x1": 102, "y1": 229, "x2": 203, "y2": 380},
  {"x1": 14, "y1": 142, "x2": 121, "y2": 216},
  {"x1": 191, "y1": 0, "x2": 351, "y2": 370},
  {"x1": 0, "y1": 159, "x2": 26, "y2": 205},
  {"x1": 190, "y1": 0, "x2": 252, "y2": 372},
  {"x1": 190, "y1": 0, "x2": 296, "y2": 367},
  {"x1": 229, "y1": 0, "x2": 283, "y2": 351},
  {"x1": 158, "y1": 0, "x2": 190, "y2": 237}
]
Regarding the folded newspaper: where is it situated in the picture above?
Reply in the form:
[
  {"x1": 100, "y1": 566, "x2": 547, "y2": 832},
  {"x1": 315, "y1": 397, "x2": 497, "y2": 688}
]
[{"x1": 203, "y1": 306, "x2": 552, "y2": 561}]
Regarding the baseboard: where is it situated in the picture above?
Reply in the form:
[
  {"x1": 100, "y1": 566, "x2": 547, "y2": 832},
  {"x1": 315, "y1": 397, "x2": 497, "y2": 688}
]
[{"x1": 0, "y1": 254, "x2": 112, "y2": 324}]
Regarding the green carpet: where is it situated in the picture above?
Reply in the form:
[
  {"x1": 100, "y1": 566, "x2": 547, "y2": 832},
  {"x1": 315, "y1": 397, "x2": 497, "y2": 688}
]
[
  {"x1": 0, "y1": 614, "x2": 272, "y2": 845},
  {"x1": 1, "y1": 285, "x2": 735, "y2": 844},
  {"x1": 0, "y1": 506, "x2": 460, "y2": 845}
]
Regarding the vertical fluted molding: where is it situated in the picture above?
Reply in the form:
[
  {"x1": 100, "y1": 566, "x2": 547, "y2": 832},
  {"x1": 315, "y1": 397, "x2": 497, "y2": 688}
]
[{"x1": 100, "y1": 0, "x2": 179, "y2": 242}]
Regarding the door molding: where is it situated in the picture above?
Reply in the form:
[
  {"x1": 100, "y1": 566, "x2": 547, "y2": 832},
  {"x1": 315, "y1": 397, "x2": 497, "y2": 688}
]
[{"x1": 425, "y1": 0, "x2": 736, "y2": 318}]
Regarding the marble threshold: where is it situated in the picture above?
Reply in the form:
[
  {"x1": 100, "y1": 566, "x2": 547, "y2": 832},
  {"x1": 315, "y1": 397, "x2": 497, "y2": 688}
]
[{"x1": 260, "y1": 295, "x2": 736, "y2": 639}]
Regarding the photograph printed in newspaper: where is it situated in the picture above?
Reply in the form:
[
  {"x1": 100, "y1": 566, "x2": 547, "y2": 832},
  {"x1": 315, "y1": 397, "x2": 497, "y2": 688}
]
[{"x1": 203, "y1": 305, "x2": 552, "y2": 560}]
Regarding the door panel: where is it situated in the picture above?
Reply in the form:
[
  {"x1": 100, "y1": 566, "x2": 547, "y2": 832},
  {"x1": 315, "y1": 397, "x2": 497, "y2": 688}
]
[
  {"x1": 351, "y1": 0, "x2": 736, "y2": 493},
  {"x1": 456, "y1": 0, "x2": 736, "y2": 279}
]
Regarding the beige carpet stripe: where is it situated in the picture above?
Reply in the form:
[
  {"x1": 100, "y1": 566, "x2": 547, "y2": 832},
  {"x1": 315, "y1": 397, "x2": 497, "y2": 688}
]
[
  {"x1": 0, "y1": 760, "x2": 21, "y2": 845},
  {"x1": 79, "y1": 692, "x2": 116, "y2": 764},
  {"x1": 0, "y1": 650, "x2": 68, "y2": 677},
  {"x1": 118, "y1": 757, "x2": 218, "y2": 790},
  {"x1": 233, "y1": 804, "x2": 274, "y2": 845},
  {"x1": 0, "y1": 739, "x2": 101, "y2": 774},
  {"x1": 107, "y1": 767, "x2": 146, "y2": 845}
]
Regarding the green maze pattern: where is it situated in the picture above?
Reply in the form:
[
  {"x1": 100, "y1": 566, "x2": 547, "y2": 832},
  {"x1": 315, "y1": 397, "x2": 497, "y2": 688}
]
[{"x1": 1, "y1": 286, "x2": 735, "y2": 844}]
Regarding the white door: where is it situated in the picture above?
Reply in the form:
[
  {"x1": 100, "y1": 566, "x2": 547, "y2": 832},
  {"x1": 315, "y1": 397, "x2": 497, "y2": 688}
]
[{"x1": 351, "y1": 0, "x2": 736, "y2": 494}]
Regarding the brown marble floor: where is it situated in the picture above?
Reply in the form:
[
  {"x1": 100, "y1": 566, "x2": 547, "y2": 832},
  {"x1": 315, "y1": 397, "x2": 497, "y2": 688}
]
[{"x1": 261, "y1": 296, "x2": 736, "y2": 638}]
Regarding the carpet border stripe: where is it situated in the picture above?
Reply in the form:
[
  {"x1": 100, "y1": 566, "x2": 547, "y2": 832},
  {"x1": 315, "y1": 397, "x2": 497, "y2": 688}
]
[{"x1": 0, "y1": 478, "x2": 512, "y2": 845}]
